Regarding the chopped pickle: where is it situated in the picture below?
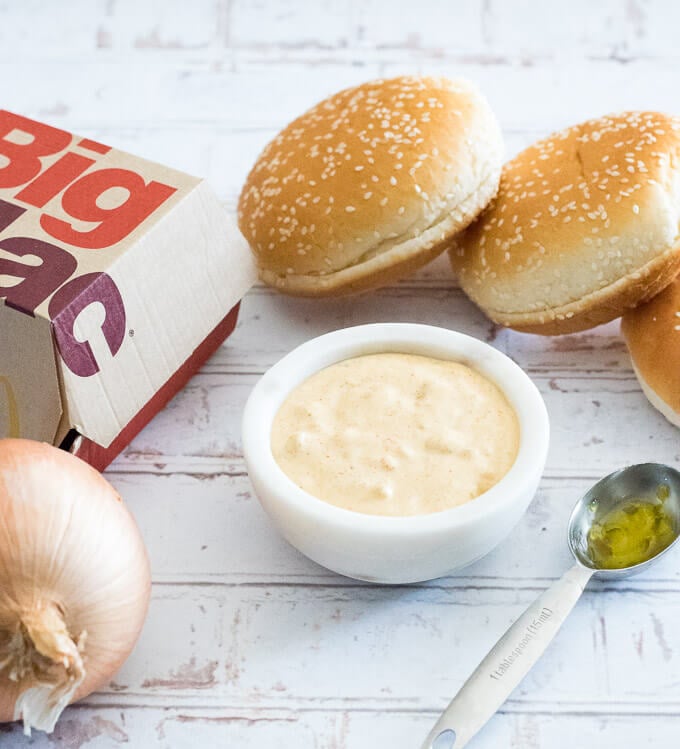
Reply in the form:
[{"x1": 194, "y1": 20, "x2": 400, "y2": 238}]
[{"x1": 587, "y1": 492, "x2": 676, "y2": 570}]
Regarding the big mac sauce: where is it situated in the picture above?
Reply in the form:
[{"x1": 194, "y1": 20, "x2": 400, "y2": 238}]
[{"x1": 271, "y1": 353, "x2": 520, "y2": 516}]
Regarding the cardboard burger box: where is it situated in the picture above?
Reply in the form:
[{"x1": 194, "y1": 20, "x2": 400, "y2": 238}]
[{"x1": 0, "y1": 110, "x2": 255, "y2": 470}]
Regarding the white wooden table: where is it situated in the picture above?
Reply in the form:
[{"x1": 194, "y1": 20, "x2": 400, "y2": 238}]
[{"x1": 4, "y1": 2, "x2": 680, "y2": 746}]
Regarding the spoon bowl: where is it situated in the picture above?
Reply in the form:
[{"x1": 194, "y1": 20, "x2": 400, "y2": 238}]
[{"x1": 568, "y1": 463, "x2": 680, "y2": 580}]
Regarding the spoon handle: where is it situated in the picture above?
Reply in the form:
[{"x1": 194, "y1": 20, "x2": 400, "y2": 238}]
[{"x1": 421, "y1": 563, "x2": 593, "y2": 749}]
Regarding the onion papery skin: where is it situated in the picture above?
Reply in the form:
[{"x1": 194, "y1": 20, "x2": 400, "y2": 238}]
[{"x1": 0, "y1": 439, "x2": 151, "y2": 732}]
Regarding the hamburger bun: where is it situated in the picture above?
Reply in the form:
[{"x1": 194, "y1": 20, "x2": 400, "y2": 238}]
[
  {"x1": 451, "y1": 111, "x2": 680, "y2": 335},
  {"x1": 238, "y1": 76, "x2": 503, "y2": 296},
  {"x1": 622, "y1": 277, "x2": 680, "y2": 428}
]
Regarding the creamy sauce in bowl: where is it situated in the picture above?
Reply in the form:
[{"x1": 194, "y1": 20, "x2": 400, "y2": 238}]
[{"x1": 271, "y1": 353, "x2": 520, "y2": 516}]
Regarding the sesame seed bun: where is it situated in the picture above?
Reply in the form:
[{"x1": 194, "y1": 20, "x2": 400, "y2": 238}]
[
  {"x1": 451, "y1": 111, "x2": 680, "y2": 335},
  {"x1": 622, "y1": 277, "x2": 680, "y2": 428},
  {"x1": 238, "y1": 76, "x2": 503, "y2": 296}
]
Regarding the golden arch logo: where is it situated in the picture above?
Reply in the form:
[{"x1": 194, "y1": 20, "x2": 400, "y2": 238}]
[{"x1": 0, "y1": 377, "x2": 20, "y2": 438}]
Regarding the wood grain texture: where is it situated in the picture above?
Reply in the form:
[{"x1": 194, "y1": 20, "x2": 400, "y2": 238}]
[
  {"x1": 6, "y1": 706, "x2": 680, "y2": 748},
  {"x1": 3, "y1": 1, "x2": 680, "y2": 746}
]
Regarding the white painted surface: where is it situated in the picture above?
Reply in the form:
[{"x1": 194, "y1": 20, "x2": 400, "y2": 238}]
[{"x1": 3, "y1": 1, "x2": 680, "y2": 746}]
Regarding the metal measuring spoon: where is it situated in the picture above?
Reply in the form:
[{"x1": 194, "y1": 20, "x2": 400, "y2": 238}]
[{"x1": 422, "y1": 463, "x2": 680, "y2": 749}]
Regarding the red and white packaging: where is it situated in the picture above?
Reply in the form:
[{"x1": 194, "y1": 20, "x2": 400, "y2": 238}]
[{"x1": 0, "y1": 110, "x2": 255, "y2": 470}]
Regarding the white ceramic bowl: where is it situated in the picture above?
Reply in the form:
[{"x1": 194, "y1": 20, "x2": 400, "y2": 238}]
[{"x1": 242, "y1": 323, "x2": 549, "y2": 583}]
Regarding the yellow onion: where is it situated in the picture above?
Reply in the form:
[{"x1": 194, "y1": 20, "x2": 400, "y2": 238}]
[{"x1": 0, "y1": 439, "x2": 151, "y2": 734}]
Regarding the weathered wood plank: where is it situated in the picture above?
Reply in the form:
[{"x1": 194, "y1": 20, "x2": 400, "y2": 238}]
[
  {"x1": 25, "y1": 582, "x2": 678, "y2": 713},
  {"x1": 214, "y1": 284, "x2": 629, "y2": 374},
  {"x1": 111, "y1": 472, "x2": 680, "y2": 586},
  {"x1": 230, "y1": 0, "x2": 355, "y2": 51},
  {"x1": 187, "y1": 584, "x2": 677, "y2": 710},
  {"x1": 5, "y1": 706, "x2": 680, "y2": 749},
  {"x1": 229, "y1": 0, "x2": 680, "y2": 62},
  {"x1": 6, "y1": 59, "x2": 680, "y2": 136},
  {"x1": 4, "y1": 0, "x2": 680, "y2": 62},
  {"x1": 0, "y1": 0, "x2": 225, "y2": 55},
  {"x1": 101, "y1": 0, "x2": 227, "y2": 51},
  {"x1": 1, "y1": 707, "x2": 334, "y2": 748}
]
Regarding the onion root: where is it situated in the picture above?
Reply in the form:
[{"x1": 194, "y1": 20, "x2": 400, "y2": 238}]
[{"x1": 0, "y1": 601, "x2": 86, "y2": 735}]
